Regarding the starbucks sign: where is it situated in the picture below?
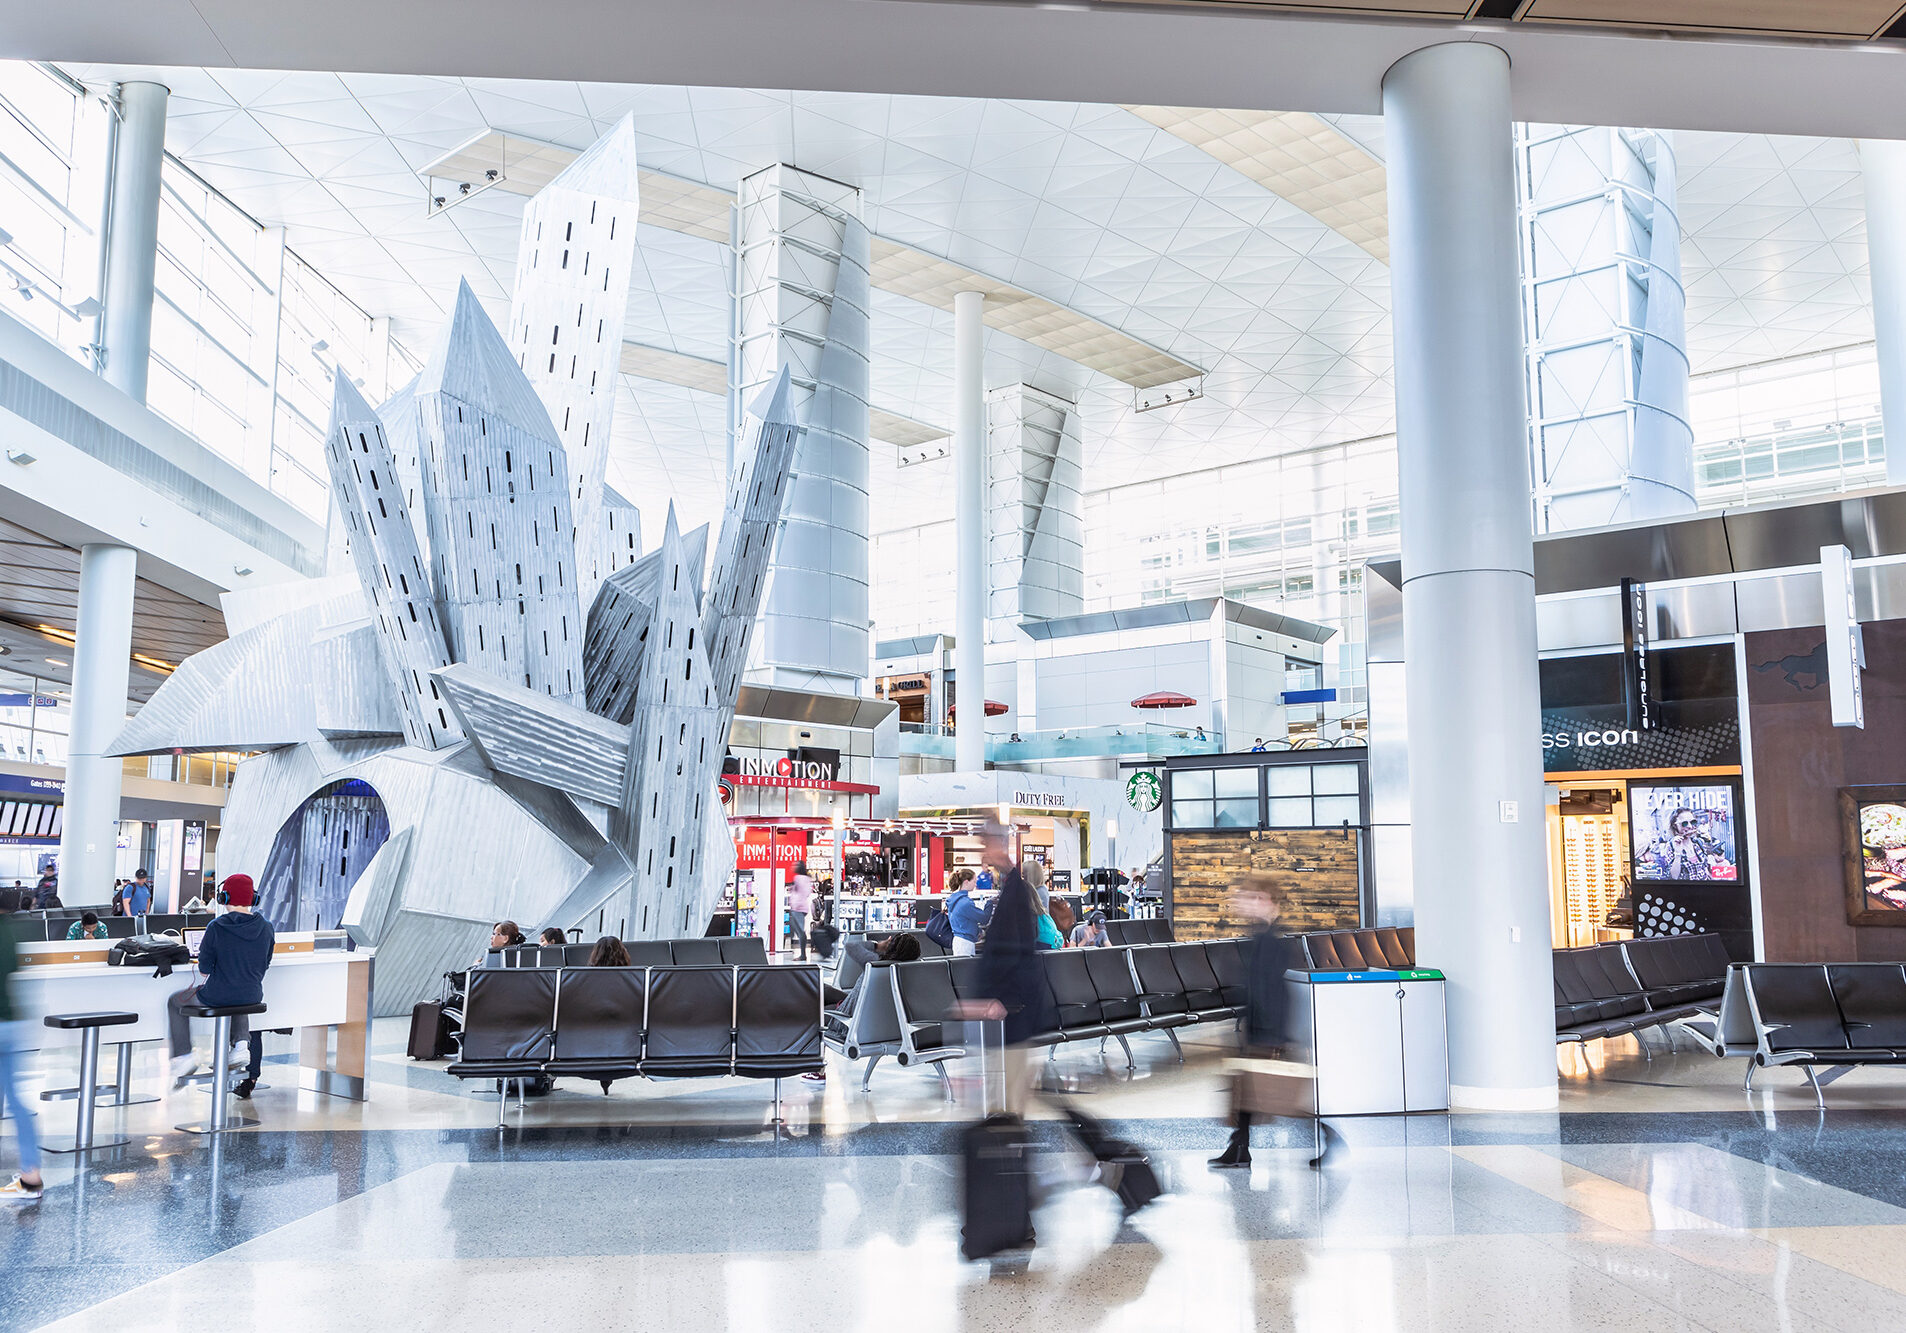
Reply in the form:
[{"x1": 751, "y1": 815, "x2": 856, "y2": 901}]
[{"x1": 1125, "y1": 770, "x2": 1162, "y2": 813}]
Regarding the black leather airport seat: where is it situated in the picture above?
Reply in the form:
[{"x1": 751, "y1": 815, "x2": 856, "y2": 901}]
[
  {"x1": 626, "y1": 941, "x2": 674, "y2": 968},
  {"x1": 1104, "y1": 920, "x2": 1142, "y2": 947},
  {"x1": 1040, "y1": 949, "x2": 1110, "y2": 1042},
  {"x1": 548, "y1": 966, "x2": 645, "y2": 1080},
  {"x1": 641, "y1": 966, "x2": 736, "y2": 1075},
  {"x1": 1144, "y1": 918, "x2": 1175, "y2": 944},
  {"x1": 945, "y1": 955, "x2": 983, "y2": 1003},
  {"x1": 669, "y1": 938, "x2": 724, "y2": 966},
  {"x1": 1749, "y1": 965, "x2": 1853, "y2": 1055},
  {"x1": 1303, "y1": 933, "x2": 1344, "y2": 969},
  {"x1": 734, "y1": 965, "x2": 823, "y2": 1077},
  {"x1": 1129, "y1": 945, "x2": 1193, "y2": 1027},
  {"x1": 1351, "y1": 930, "x2": 1390, "y2": 971},
  {"x1": 561, "y1": 943, "x2": 596, "y2": 967},
  {"x1": 1168, "y1": 943, "x2": 1232, "y2": 1019},
  {"x1": 450, "y1": 969, "x2": 558, "y2": 1076},
  {"x1": 1373, "y1": 928, "x2": 1412, "y2": 968},
  {"x1": 1333, "y1": 932, "x2": 1375, "y2": 969},
  {"x1": 894, "y1": 959, "x2": 963, "y2": 1066},
  {"x1": 1204, "y1": 938, "x2": 1249, "y2": 1007},
  {"x1": 720, "y1": 936, "x2": 769, "y2": 966},
  {"x1": 1826, "y1": 964, "x2": 1906, "y2": 1049},
  {"x1": 1552, "y1": 948, "x2": 1639, "y2": 1042},
  {"x1": 1082, "y1": 947, "x2": 1151, "y2": 1035}
]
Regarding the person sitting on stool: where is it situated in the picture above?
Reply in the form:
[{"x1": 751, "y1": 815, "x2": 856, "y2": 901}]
[{"x1": 167, "y1": 873, "x2": 274, "y2": 1091}]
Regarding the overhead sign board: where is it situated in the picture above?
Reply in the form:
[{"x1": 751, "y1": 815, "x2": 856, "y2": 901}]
[
  {"x1": 1822, "y1": 543, "x2": 1865, "y2": 729},
  {"x1": 1620, "y1": 577, "x2": 1654, "y2": 732}
]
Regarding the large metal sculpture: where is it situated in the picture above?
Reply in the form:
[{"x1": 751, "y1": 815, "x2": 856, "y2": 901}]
[{"x1": 107, "y1": 123, "x2": 802, "y2": 1013}]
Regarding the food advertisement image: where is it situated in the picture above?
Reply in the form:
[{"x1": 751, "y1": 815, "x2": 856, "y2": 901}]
[{"x1": 1857, "y1": 800, "x2": 1906, "y2": 913}]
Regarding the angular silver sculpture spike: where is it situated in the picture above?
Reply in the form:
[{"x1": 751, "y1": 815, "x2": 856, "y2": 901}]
[
  {"x1": 416, "y1": 280, "x2": 585, "y2": 704},
  {"x1": 703, "y1": 368, "x2": 800, "y2": 705},
  {"x1": 323, "y1": 373, "x2": 463, "y2": 749},
  {"x1": 581, "y1": 519, "x2": 708, "y2": 724},
  {"x1": 432, "y1": 661, "x2": 628, "y2": 807},
  {"x1": 506, "y1": 113, "x2": 643, "y2": 612},
  {"x1": 611, "y1": 504, "x2": 728, "y2": 939}
]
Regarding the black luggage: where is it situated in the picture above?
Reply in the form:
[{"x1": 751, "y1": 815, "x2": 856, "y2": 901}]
[
  {"x1": 1063, "y1": 1105, "x2": 1162, "y2": 1216},
  {"x1": 407, "y1": 1001, "x2": 453, "y2": 1060},
  {"x1": 960, "y1": 1112, "x2": 1036, "y2": 1260},
  {"x1": 107, "y1": 932, "x2": 192, "y2": 976}
]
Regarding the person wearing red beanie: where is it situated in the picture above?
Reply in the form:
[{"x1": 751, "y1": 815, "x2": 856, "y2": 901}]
[{"x1": 165, "y1": 872, "x2": 275, "y2": 1091}]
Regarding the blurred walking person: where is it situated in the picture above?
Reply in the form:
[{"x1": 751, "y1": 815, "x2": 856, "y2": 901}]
[
  {"x1": 1209, "y1": 872, "x2": 1339, "y2": 1169},
  {"x1": 0, "y1": 887, "x2": 44, "y2": 1200},
  {"x1": 785, "y1": 862, "x2": 815, "y2": 961}
]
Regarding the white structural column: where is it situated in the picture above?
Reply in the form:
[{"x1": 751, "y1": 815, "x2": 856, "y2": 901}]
[
  {"x1": 99, "y1": 81, "x2": 168, "y2": 403},
  {"x1": 734, "y1": 164, "x2": 872, "y2": 695},
  {"x1": 1519, "y1": 125, "x2": 1695, "y2": 530},
  {"x1": 953, "y1": 290, "x2": 987, "y2": 773},
  {"x1": 57, "y1": 544, "x2": 137, "y2": 903},
  {"x1": 1384, "y1": 43, "x2": 1556, "y2": 1110},
  {"x1": 1861, "y1": 139, "x2": 1906, "y2": 486}
]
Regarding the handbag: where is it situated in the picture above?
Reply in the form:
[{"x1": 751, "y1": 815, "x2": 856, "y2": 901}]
[
  {"x1": 107, "y1": 931, "x2": 192, "y2": 977},
  {"x1": 924, "y1": 908, "x2": 955, "y2": 948},
  {"x1": 1229, "y1": 1052, "x2": 1318, "y2": 1119}
]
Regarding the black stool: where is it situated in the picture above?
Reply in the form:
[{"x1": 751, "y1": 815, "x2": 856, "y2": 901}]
[
  {"x1": 41, "y1": 1012, "x2": 138, "y2": 1153},
  {"x1": 175, "y1": 1002, "x2": 268, "y2": 1135}
]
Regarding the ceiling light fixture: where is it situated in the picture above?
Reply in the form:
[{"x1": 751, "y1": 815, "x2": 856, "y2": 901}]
[
  {"x1": 5, "y1": 448, "x2": 34, "y2": 466},
  {"x1": 44, "y1": 657, "x2": 66, "y2": 667},
  {"x1": 35, "y1": 625, "x2": 76, "y2": 645}
]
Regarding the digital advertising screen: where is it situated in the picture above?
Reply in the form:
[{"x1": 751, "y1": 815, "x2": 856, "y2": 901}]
[{"x1": 1629, "y1": 782, "x2": 1742, "y2": 884}]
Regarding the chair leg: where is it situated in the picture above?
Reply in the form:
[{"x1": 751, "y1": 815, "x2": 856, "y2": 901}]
[
  {"x1": 497, "y1": 1079, "x2": 507, "y2": 1129},
  {"x1": 1165, "y1": 1029, "x2": 1184, "y2": 1063},
  {"x1": 861, "y1": 1053, "x2": 882, "y2": 1092},
  {"x1": 208, "y1": 1017, "x2": 232, "y2": 1133},
  {"x1": 934, "y1": 1061, "x2": 953, "y2": 1100},
  {"x1": 1804, "y1": 1064, "x2": 1825, "y2": 1110},
  {"x1": 1743, "y1": 1060, "x2": 1757, "y2": 1093},
  {"x1": 1114, "y1": 1033, "x2": 1134, "y2": 1072}
]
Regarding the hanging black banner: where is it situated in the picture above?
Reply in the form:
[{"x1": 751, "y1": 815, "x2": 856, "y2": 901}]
[{"x1": 1620, "y1": 577, "x2": 1654, "y2": 732}]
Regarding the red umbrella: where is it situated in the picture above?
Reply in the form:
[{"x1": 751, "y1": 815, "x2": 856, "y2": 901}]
[
  {"x1": 949, "y1": 699, "x2": 1010, "y2": 717},
  {"x1": 1131, "y1": 691, "x2": 1197, "y2": 710}
]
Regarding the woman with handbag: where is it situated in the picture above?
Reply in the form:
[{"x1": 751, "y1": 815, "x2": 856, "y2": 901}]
[{"x1": 1209, "y1": 872, "x2": 1340, "y2": 1170}]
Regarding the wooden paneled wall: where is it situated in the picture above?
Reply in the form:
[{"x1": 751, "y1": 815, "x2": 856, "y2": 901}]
[
  {"x1": 1747, "y1": 620, "x2": 1906, "y2": 962},
  {"x1": 1168, "y1": 829, "x2": 1360, "y2": 940}
]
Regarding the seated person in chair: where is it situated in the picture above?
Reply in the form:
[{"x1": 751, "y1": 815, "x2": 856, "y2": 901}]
[
  {"x1": 807, "y1": 933, "x2": 922, "y2": 1084},
  {"x1": 166, "y1": 874, "x2": 275, "y2": 1089},
  {"x1": 65, "y1": 911, "x2": 110, "y2": 942},
  {"x1": 588, "y1": 936, "x2": 630, "y2": 967},
  {"x1": 539, "y1": 927, "x2": 566, "y2": 947}
]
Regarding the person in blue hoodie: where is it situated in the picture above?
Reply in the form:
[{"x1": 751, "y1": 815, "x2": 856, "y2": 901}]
[
  {"x1": 947, "y1": 872, "x2": 988, "y2": 957},
  {"x1": 166, "y1": 873, "x2": 274, "y2": 1089}
]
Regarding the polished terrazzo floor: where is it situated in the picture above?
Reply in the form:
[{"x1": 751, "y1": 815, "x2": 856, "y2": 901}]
[{"x1": 6, "y1": 1013, "x2": 1906, "y2": 1331}]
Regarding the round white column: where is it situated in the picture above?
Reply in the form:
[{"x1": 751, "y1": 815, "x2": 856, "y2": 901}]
[
  {"x1": 1859, "y1": 139, "x2": 1906, "y2": 486},
  {"x1": 953, "y1": 290, "x2": 987, "y2": 773},
  {"x1": 57, "y1": 543, "x2": 138, "y2": 905},
  {"x1": 100, "y1": 81, "x2": 169, "y2": 403},
  {"x1": 1384, "y1": 42, "x2": 1557, "y2": 1110}
]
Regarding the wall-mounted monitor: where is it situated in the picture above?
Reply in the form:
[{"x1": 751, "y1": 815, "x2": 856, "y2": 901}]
[{"x1": 1629, "y1": 782, "x2": 1742, "y2": 884}]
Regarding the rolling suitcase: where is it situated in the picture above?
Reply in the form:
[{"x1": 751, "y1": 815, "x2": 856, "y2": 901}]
[
  {"x1": 1063, "y1": 1105, "x2": 1162, "y2": 1216},
  {"x1": 407, "y1": 1001, "x2": 452, "y2": 1060},
  {"x1": 959, "y1": 1018, "x2": 1036, "y2": 1260}
]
